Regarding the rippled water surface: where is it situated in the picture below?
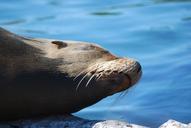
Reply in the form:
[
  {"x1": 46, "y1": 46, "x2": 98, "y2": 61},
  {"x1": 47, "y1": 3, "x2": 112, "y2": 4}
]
[{"x1": 1, "y1": 0, "x2": 191, "y2": 127}]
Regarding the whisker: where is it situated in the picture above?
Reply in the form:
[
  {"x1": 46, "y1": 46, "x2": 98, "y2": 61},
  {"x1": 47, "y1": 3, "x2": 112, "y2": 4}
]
[
  {"x1": 73, "y1": 69, "x2": 87, "y2": 81},
  {"x1": 74, "y1": 63, "x2": 97, "y2": 81},
  {"x1": 85, "y1": 74, "x2": 95, "y2": 87},
  {"x1": 119, "y1": 91, "x2": 126, "y2": 97},
  {"x1": 96, "y1": 73, "x2": 103, "y2": 81},
  {"x1": 95, "y1": 74, "x2": 100, "y2": 80},
  {"x1": 76, "y1": 73, "x2": 89, "y2": 91},
  {"x1": 110, "y1": 91, "x2": 127, "y2": 107},
  {"x1": 122, "y1": 89, "x2": 129, "y2": 96}
]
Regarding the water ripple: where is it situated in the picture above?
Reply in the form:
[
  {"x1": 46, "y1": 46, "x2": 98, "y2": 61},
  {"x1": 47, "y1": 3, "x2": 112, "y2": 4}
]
[
  {"x1": 90, "y1": 11, "x2": 122, "y2": 16},
  {"x1": 0, "y1": 19, "x2": 26, "y2": 25}
]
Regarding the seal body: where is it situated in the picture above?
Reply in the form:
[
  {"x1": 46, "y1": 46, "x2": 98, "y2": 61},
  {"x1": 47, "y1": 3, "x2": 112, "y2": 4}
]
[{"x1": 0, "y1": 27, "x2": 142, "y2": 120}]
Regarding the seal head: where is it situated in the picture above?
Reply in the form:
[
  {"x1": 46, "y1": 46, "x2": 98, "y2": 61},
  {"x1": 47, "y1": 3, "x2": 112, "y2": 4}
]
[{"x1": 0, "y1": 27, "x2": 142, "y2": 120}]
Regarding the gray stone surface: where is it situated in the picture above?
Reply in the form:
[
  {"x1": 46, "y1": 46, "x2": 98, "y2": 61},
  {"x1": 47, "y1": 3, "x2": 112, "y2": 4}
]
[
  {"x1": 188, "y1": 123, "x2": 191, "y2": 128},
  {"x1": 0, "y1": 115, "x2": 97, "y2": 128},
  {"x1": 160, "y1": 120, "x2": 191, "y2": 128},
  {"x1": 0, "y1": 116, "x2": 190, "y2": 128},
  {"x1": 0, "y1": 115, "x2": 147, "y2": 128},
  {"x1": 92, "y1": 120, "x2": 147, "y2": 128}
]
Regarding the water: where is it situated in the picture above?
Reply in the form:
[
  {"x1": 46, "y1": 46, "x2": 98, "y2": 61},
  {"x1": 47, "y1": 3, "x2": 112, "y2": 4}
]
[{"x1": 1, "y1": 0, "x2": 191, "y2": 127}]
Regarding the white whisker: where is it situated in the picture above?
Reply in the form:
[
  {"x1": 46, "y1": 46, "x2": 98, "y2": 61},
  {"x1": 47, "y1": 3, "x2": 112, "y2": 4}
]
[
  {"x1": 73, "y1": 70, "x2": 87, "y2": 81},
  {"x1": 85, "y1": 74, "x2": 95, "y2": 87},
  {"x1": 122, "y1": 89, "x2": 129, "y2": 96},
  {"x1": 76, "y1": 73, "x2": 89, "y2": 91},
  {"x1": 96, "y1": 73, "x2": 103, "y2": 81}
]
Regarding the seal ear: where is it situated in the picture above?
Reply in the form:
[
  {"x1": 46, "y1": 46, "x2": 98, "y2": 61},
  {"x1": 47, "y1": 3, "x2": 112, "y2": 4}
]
[{"x1": 51, "y1": 41, "x2": 67, "y2": 49}]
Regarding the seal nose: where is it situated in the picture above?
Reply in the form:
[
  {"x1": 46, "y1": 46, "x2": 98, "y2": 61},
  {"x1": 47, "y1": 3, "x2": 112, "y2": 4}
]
[
  {"x1": 136, "y1": 62, "x2": 142, "y2": 74},
  {"x1": 123, "y1": 58, "x2": 142, "y2": 86}
]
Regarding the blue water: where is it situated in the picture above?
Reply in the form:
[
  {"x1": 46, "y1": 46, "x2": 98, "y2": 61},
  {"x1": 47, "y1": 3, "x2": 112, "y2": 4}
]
[{"x1": 1, "y1": 0, "x2": 191, "y2": 127}]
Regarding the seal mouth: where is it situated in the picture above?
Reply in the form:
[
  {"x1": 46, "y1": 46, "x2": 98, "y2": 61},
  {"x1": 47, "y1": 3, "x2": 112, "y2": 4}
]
[{"x1": 124, "y1": 73, "x2": 132, "y2": 86}]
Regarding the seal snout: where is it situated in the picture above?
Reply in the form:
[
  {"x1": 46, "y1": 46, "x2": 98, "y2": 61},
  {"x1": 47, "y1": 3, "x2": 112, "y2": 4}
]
[
  {"x1": 104, "y1": 58, "x2": 142, "y2": 94},
  {"x1": 120, "y1": 58, "x2": 142, "y2": 86}
]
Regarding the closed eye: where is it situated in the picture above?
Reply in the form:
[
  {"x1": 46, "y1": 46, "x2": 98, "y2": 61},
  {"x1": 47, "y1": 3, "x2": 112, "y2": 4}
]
[{"x1": 51, "y1": 41, "x2": 67, "y2": 49}]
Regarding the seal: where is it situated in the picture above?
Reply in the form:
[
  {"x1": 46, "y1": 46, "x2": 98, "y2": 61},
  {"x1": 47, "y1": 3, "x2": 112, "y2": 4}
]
[{"x1": 0, "y1": 27, "x2": 142, "y2": 120}]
